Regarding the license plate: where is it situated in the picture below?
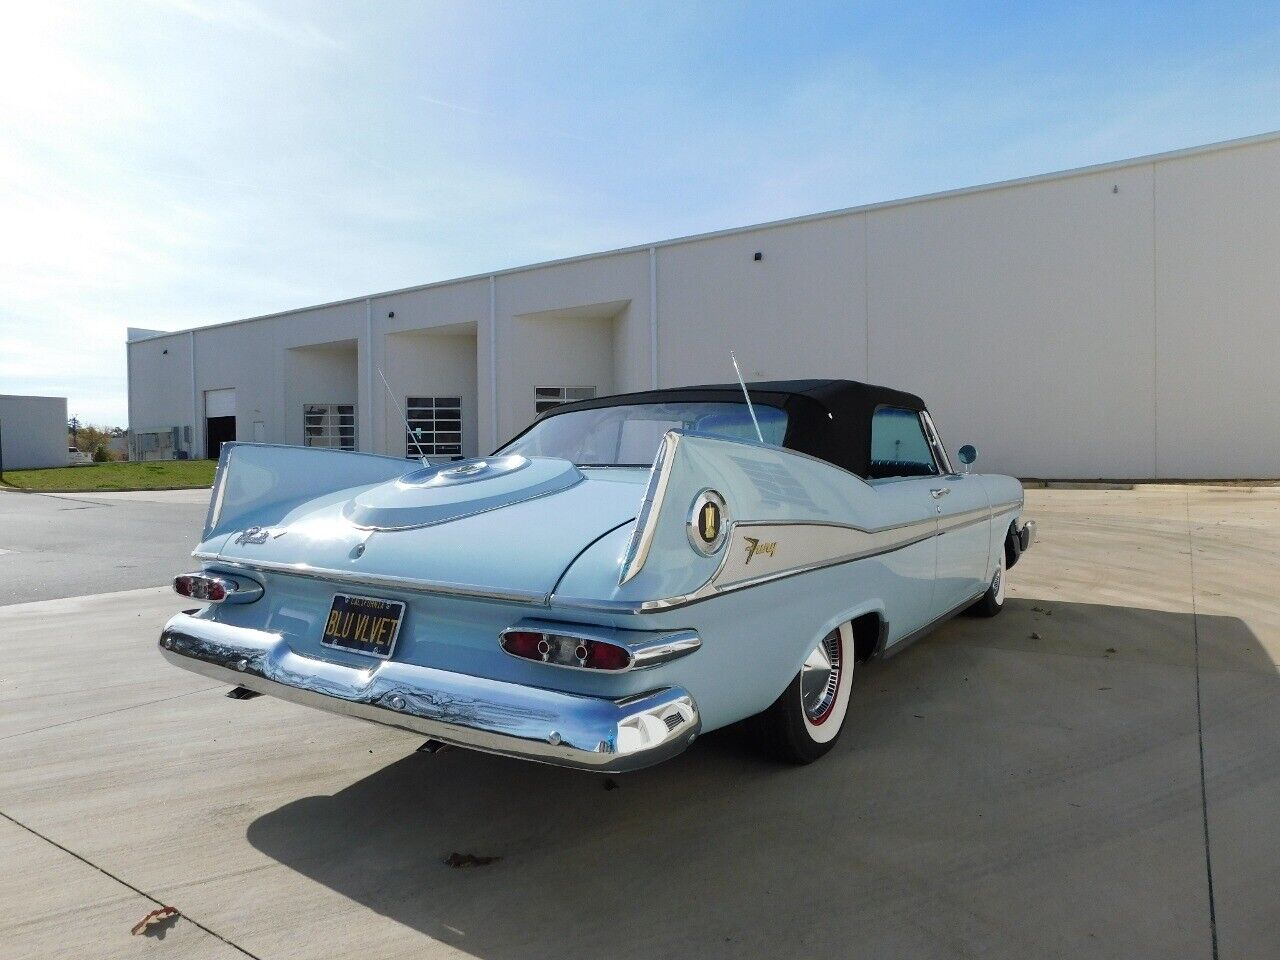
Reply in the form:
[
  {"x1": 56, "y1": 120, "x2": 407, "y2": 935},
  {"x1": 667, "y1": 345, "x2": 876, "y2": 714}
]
[{"x1": 320, "y1": 594, "x2": 405, "y2": 659}]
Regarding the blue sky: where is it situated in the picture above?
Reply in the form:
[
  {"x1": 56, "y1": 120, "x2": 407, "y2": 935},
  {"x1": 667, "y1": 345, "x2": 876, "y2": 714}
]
[{"x1": 3, "y1": 1, "x2": 1279, "y2": 426}]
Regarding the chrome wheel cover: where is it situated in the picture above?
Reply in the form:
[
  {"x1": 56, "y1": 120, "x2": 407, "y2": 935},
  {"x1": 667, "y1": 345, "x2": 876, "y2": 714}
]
[{"x1": 801, "y1": 629, "x2": 843, "y2": 725}]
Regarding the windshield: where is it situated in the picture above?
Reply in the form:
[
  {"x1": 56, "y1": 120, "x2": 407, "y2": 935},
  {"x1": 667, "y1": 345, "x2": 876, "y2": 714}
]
[{"x1": 499, "y1": 401, "x2": 788, "y2": 466}]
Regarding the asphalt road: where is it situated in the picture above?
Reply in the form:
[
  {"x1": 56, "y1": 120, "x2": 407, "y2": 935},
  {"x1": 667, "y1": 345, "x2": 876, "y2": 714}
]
[{"x1": 0, "y1": 488, "x2": 209, "y2": 605}]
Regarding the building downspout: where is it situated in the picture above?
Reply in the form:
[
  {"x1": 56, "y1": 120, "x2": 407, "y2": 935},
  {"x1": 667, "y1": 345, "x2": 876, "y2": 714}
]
[
  {"x1": 365, "y1": 297, "x2": 374, "y2": 453},
  {"x1": 125, "y1": 340, "x2": 135, "y2": 459},
  {"x1": 189, "y1": 330, "x2": 197, "y2": 458},
  {"x1": 649, "y1": 247, "x2": 658, "y2": 389},
  {"x1": 489, "y1": 275, "x2": 498, "y2": 450}
]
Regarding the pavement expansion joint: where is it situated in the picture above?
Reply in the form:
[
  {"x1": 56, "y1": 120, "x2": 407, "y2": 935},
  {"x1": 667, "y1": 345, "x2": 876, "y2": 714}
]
[
  {"x1": 0, "y1": 809, "x2": 263, "y2": 960},
  {"x1": 1185, "y1": 490, "x2": 1220, "y2": 960},
  {"x1": 0, "y1": 686, "x2": 222, "y2": 743}
]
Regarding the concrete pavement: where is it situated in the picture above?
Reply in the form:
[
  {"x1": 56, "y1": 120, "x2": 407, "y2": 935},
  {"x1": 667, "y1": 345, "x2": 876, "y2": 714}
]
[
  {"x1": 0, "y1": 487, "x2": 209, "y2": 605},
  {"x1": 0, "y1": 486, "x2": 1276, "y2": 959}
]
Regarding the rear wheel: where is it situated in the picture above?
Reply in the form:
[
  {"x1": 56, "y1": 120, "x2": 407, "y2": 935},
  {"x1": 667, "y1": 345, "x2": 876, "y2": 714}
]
[
  {"x1": 755, "y1": 622, "x2": 855, "y2": 764},
  {"x1": 970, "y1": 551, "x2": 1006, "y2": 618}
]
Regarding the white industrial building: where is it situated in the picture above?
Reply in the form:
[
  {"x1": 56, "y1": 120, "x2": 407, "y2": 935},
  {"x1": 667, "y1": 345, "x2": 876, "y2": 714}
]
[
  {"x1": 0, "y1": 394, "x2": 68, "y2": 471},
  {"x1": 127, "y1": 132, "x2": 1280, "y2": 479}
]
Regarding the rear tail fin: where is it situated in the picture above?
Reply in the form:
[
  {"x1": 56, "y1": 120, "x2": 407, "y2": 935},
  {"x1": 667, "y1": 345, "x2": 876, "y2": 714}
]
[
  {"x1": 203, "y1": 443, "x2": 407, "y2": 542},
  {"x1": 615, "y1": 429, "x2": 868, "y2": 594}
]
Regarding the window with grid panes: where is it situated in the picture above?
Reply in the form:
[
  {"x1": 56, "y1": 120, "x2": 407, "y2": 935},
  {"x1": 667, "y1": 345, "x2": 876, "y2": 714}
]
[
  {"x1": 406, "y1": 396, "x2": 463, "y2": 457},
  {"x1": 303, "y1": 404, "x2": 356, "y2": 450},
  {"x1": 534, "y1": 386, "x2": 596, "y2": 415}
]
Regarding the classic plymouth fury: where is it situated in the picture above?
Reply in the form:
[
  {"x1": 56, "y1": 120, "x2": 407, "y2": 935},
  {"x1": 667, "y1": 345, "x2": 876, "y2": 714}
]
[{"x1": 160, "y1": 379, "x2": 1034, "y2": 771}]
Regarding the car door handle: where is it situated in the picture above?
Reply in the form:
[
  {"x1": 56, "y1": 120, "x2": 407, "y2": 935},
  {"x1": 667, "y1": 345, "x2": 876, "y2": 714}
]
[{"x1": 930, "y1": 488, "x2": 950, "y2": 499}]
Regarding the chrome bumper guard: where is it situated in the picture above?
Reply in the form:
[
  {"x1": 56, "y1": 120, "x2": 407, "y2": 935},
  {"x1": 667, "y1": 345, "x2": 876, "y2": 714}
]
[
  {"x1": 1005, "y1": 518, "x2": 1036, "y2": 569},
  {"x1": 159, "y1": 612, "x2": 700, "y2": 773}
]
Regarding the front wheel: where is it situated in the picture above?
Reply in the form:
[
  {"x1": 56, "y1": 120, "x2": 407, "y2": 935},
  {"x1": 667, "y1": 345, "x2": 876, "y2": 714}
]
[
  {"x1": 754, "y1": 622, "x2": 855, "y2": 764},
  {"x1": 970, "y1": 551, "x2": 1006, "y2": 618}
]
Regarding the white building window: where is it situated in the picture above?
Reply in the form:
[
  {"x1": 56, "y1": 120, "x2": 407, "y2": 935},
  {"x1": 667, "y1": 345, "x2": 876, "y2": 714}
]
[
  {"x1": 535, "y1": 386, "x2": 596, "y2": 415},
  {"x1": 406, "y1": 396, "x2": 462, "y2": 458},
  {"x1": 304, "y1": 404, "x2": 356, "y2": 450}
]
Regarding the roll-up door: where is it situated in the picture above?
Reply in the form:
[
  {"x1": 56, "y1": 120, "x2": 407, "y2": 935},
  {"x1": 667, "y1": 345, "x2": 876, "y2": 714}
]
[{"x1": 204, "y1": 388, "x2": 235, "y2": 418}]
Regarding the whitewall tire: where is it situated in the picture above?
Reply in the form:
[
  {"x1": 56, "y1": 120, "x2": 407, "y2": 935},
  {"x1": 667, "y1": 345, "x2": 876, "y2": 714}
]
[
  {"x1": 755, "y1": 621, "x2": 856, "y2": 763},
  {"x1": 971, "y1": 551, "x2": 1006, "y2": 618}
]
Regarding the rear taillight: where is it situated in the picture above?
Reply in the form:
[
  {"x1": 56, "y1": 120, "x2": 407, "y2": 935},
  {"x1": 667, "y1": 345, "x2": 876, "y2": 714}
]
[
  {"x1": 583, "y1": 641, "x2": 630, "y2": 670},
  {"x1": 173, "y1": 572, "x2": 262, "y2": 604},
  {"x1": 502, "y1": 630, "x2": 544, "y2": 660},
  {"x1": 174, "y1": 574, "x2": 226, "y2": 601},
  {"x1": 500, "y1": 629, "x2": 633, "y2": 671}
]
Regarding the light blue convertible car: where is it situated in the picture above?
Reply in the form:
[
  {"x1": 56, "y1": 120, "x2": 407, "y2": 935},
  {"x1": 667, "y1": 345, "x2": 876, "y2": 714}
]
[{"x1": 160, "y1": 379, "x2": 1034, "y2": 771}]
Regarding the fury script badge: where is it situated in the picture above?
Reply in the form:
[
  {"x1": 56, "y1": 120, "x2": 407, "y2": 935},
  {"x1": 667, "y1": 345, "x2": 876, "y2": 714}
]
[{"x1": 742, "y1": 536, "x2": 777, "y2": 565}]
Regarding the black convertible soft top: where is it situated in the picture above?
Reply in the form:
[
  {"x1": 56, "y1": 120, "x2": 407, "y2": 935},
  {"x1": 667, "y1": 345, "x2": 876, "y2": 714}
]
[{"x1": 526, "y1": 379, "x2": 927, "y2": 478}]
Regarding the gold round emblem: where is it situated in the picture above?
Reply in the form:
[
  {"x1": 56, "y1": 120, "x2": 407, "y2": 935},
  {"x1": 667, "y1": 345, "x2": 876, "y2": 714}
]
[{"x1": 687, "y1": 489, "x2": 728, "y2": 555}]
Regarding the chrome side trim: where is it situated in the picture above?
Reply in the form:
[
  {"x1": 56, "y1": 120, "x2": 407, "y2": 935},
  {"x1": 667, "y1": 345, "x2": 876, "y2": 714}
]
[
  {"x1": 555, "y1": 499, "x2": 1023, "y2": 614},
  {"x1": 631, "y1": 631, "x2": 703, "y2": 667},
  {"x1": 711, "y1": 519, "x2": 937, "y2": 594},
  {"x1": 937, "y1": 505, "x2": 996, "y2": 534},
  {"x1": 550, "y1": 595, "x2": 686, "y2": 614},
  {"x1": 159, "y1": 612, "x2": 699, "y2": 773},
  {"x1": 618, "y1": 430, "x2": 680, "y2": 584},
  {"x1": 198, "y1": 558, "x2": 548, "y2": 606},
  {"x1": 500, "y1": 619, "x2": 701, "y2": 671},
  {"x1": 553, "y1": 517, "x2": 939, "y2": 613}
]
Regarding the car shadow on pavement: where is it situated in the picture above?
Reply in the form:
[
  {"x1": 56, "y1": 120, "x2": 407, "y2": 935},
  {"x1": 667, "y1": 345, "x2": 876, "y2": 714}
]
[{"x1": 245, "y1": 598, "x2": 1272, "y2": 960}]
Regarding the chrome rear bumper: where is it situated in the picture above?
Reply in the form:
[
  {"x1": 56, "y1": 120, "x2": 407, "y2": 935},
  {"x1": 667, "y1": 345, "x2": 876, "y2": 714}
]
[{"x1": 159, "y1": 612, "x2": 700, "y2": 773}]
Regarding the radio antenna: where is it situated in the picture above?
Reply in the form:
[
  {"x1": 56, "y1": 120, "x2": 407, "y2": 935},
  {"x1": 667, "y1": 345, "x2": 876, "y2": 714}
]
[
  {"x1": 729, "y1": 350, "x2": 764, "y2": 443},
  {"x1": 378, "y1": 367, "x2": 430, "y2": 465}
]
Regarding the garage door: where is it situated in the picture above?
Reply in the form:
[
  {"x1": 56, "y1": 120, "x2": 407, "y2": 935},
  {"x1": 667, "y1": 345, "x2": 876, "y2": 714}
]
[{"x1": 205, "y1": 388, "x2": 235, "y2": 418}]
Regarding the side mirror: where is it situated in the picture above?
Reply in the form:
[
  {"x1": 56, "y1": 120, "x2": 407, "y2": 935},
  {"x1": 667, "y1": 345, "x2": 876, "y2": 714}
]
[{"x1": 957, "y1": 444, "x2": 977, "y2": 472}]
